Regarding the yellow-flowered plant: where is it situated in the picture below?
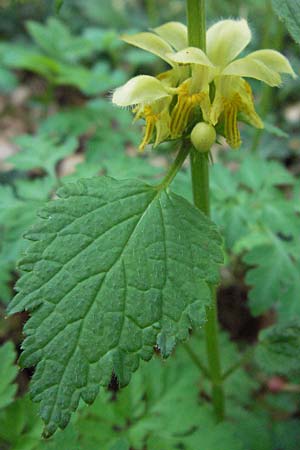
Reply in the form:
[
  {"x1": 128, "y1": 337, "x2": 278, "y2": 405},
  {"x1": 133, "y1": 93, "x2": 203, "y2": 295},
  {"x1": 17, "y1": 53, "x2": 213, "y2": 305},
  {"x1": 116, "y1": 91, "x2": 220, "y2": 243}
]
[{"x1": 112, "y1": 19, "x2": 296, "y2": 151}]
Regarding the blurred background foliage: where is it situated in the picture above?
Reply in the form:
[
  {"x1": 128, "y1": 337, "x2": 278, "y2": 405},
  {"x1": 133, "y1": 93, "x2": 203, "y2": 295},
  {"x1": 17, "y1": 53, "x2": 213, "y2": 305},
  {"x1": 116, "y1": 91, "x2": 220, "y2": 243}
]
[{"x1": 0, "y1": 0, "x2": 300, "y2": 449}]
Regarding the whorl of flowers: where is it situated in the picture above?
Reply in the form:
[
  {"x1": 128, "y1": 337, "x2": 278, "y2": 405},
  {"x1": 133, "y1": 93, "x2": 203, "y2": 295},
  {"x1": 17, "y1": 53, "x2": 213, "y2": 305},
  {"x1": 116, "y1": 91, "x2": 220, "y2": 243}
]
[{"x1": 112, "y1": 19, "x2": 296, "y2": 151}]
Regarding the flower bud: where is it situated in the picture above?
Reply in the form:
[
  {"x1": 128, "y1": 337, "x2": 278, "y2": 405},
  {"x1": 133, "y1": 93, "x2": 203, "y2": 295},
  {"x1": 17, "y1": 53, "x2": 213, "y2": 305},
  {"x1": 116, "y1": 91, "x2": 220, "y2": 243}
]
[{"x1": 190, "y1": 122, "x2": 216, "y2": 153}]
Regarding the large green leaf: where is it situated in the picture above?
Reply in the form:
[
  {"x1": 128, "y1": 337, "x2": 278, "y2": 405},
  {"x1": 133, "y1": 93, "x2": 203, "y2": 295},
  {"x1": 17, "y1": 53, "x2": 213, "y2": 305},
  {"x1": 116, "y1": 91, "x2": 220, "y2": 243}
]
[
  {"x1": 8, "y1": 177, "x2": 223, "y2": 436},
  {"x1": 272, "y1": 0, "x2": 300, "y2": 43}
]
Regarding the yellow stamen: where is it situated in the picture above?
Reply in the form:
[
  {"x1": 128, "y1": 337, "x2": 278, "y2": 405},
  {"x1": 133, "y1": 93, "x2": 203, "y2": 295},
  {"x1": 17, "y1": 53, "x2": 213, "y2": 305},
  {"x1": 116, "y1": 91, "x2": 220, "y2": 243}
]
[
  {"x1": 170, "y1": 83, "x2": 205, "y2": 138},
  {"x1": 223, "y1": 94, "x2": 242, "y2": 149},
  {"x1": 133, "y1": 105, "x2": 143, "y2": 123},
  {"x1": 139, "y1": 106, "x2": 159, "y2": 151},
  {"x1": 171, "y1": 96, "x2": 193, "y2": 138}
]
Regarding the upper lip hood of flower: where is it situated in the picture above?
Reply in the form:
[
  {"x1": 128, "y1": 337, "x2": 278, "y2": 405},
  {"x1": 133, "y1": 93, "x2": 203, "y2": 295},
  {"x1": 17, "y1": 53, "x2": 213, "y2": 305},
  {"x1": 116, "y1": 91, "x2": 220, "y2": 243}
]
[
  {"x1": 112, "y1": 75, "x2": 171, "y2": 107},
  {"x1": 121, "y1": 22, "x2": 188, "y2": 67},
  {"x1": 112, "y1": 75, "x2": 172, "y2": 152},
  {"x1": 207, "y1": 18, "x2": 251, "y2": 68},
  {"x1": 168, "y1": 19, "x2": 296, "y2": 85}
]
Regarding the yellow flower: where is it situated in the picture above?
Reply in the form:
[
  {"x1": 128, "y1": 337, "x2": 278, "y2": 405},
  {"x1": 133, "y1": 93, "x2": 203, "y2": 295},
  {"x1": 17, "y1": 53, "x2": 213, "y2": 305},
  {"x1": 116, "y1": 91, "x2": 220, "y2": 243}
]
[
  {"x1": 169, "y1": 19, "x2": 296, "y2": 148},
  {"x1": 168, "y1": 52, "x2": 214, "y2": 138},
  {"x1": 112, "y1": 75, "x2": 172, "y2": 151},
  {"x1": 112, "y1": 19, "x2": 296, "y2": 151},
  {"x1": 113, "y1": 23, "x2": 191, "y2": 150},
  {"x1": 133, "y1": 99, "x2": 171, "y2": 151},
  {"x1": 121, "y1": 23, "x2": 215, "y2": 139},
  {"x1": 122, "y1": 22, "x2": 216, "y2": 138}
]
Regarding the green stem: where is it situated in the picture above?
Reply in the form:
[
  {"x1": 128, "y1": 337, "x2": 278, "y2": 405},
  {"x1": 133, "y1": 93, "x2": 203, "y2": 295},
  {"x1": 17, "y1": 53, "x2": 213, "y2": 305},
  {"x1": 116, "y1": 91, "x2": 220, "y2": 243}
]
[
  {"x1": 145, "y1": 0, "x2": 158, "y2": 26},
  {"x1": 186, "y1": 0, "x2": 206, "y2": 48},
  {"x1": 190, "y1": 150, "x2": 210, "y2": 214},
  {"x1": 157, "y1": 141, "x2": 190, "y2": 190},
  {"x1": 186, "y1": 0, "x2": 225, "y2": 422},
  {"x1": 183, "y1": 342, "x2": 211, "y2": 379},
  {"x1": 204, "y1": 287, "x2": 224, "y2": 420}
]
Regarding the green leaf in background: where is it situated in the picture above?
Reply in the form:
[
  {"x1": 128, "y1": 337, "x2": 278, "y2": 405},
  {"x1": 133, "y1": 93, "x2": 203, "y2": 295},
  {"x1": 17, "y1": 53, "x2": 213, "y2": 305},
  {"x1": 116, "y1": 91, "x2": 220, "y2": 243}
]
[
  {"x1": 40, "y1": 344, "x2": 243, "y2": 450},
  {"x1": 272, "y1": 0, "x2": 300, "y2": 43},
  {"x1": 83, "y1": 28, "x2": 122, "y2": 53},
  {"x1": 26, "y1": 18, "x2": 95, "y2": 63},
  {"x1": 0, "y1": 67, "x2": 18, "y2": 93},
  {"x1": 273, "y1": 420, "x2": 300, "y2": 450},
  {"x1": 182, "y1": 419, "x2": 243, "y2": 450},
  {"x1": 209, "y1": 157, "x2": 300, "y2": 319},
  {"x1": 1, "y1": 45, "x2": 62, "y2": 82},
  {"x1": 0, "y1": 338, "x2": 288, "y2": 450},
  {"x1": 0, "y1": 342, "x2": 17, "y2": 409},
  {"x1": 187, "y1": 332, "x2": 257, "y2": 410},
  {"x1": 263, "y1": 121, "x2": 289, "y2": 139},
  {"x1": 0, "y1": 395, "x2": 43, "y2": 450},
  {"x1": 55, "y1": 0, "x2": 64, "y2": 14},
  {"x1": 39, "y1": 105, "x2": 103, "y2": 138},
  {"x1": 0, "y1": 21, "x2": 125, "y2": 93},
  {"x1": 8, "y1": 135, "x2": 78, "y2": 178},
  {"x1": 69, "y1": 354, "x2": 203, "y2": 449},
  {"x1": 54, "y1": 61, "x2": 126, "y2": 95},
  {"x1": 8, "y1": 177, "x2": 223, "y2": 436},
  {"x1": 39, "y1": 100, "x2": 135, "y2": 141},
  {"x1": 256, "y1": 320, "x2": 300, "y2": 377},
  {"x1": 244, "y1": 235, "x2": 300, "y2": 318},
  {"x1": 236, "y1": 156, "x2": 295, "y2": 191},
  {"x1": 210, "y1": 157, "x2": 297, "y2": 250},
  {"x1": 0, "y1": 178, "x2": 55, "y2": 303},
  {"x1": 293, "y1": 180, "x2": 300, "y2": 214}
]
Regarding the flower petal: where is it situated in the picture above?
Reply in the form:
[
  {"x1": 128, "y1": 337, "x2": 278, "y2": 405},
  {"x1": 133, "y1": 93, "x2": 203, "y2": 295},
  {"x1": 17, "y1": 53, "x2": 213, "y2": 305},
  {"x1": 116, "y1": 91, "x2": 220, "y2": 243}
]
[
  {"x1": 154, "y1": 108, "x2": 171, "y2": 147},
  {"x1": 153, "y1": 22, "x2": 188, "y2": 50},
  {"x1": 157, "y1": 66, "x2": 190, "y2": 87},
  {"x1": 244, "y1": 50, "x2": 297, "y2": 78},
  {"x1": 191, "y1": 65, "x2": 215, "y2": 92},
  {"x1": 207, "y1": 19, "x2": 251, "y2": 67},
  {"x1": 168, "y1": 47, "x2": 214, "y2": 67},
  {"x1": 210, "y1": 78, "x2": 225, "y2": 125},
  {"x1": 112, "y1": 75, "x2": 170, "y2": 106},
  {"x1": 222, "y1": 57, "x2": 282, "y2": 86},
  {"x1": 238, "y1": 80, "x2": 264, "y2": 129},
  {"x1": 121, "y1": 32, "x2": 174, "y2": 65}
]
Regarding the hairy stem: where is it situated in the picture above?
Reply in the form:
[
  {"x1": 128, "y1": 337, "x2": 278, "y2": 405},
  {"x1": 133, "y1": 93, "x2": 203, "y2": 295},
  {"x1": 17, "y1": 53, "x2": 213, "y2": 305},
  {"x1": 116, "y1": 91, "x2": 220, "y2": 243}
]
[
  {"x1": 157, "y1": 141, "x2": 190, "y2": 190},
  {"x1": 204, "y1": 286, "x2": 224, "y2": 420},
  {"x1": 186, "y1": 0, "x2": 225, "y2": 422},
  {"x1": 187, "y1": 0, "x2": 206, "y2": 48}
]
